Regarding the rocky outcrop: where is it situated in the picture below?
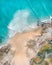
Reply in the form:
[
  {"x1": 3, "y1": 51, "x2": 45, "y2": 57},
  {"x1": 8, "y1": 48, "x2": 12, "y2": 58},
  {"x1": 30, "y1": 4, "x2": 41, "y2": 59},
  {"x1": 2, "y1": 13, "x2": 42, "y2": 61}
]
[{"x1": 0, "y1": 44, "x2": 15, "y2": 65}]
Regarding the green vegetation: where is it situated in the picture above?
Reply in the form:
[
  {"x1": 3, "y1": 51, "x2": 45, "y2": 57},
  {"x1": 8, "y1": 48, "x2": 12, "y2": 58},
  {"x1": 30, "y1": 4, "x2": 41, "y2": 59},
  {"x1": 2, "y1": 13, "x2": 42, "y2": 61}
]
[
  {"x1": 38, "y1": 43, "x2": 52, "y2": 56},
  {"x1": 49, "y1": 58, "x2": 52, "y2": 63},
  {"x1": 48, "y1": 40, "x2": 52, "y2": 45},
  {"x1": 30, "y1": 56, "x2": 44, "y2": 65},
  {"x1": 41, "y1": 61, "x2": 49, "y2": 65},
  {"x1": 30, "y1": 40, "x2": 52, "y2": 65}
]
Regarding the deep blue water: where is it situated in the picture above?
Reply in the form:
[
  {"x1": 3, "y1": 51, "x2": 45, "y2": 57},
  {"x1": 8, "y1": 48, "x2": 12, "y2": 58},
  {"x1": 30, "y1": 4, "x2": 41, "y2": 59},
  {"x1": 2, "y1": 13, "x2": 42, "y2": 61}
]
[{"x1": 0, "y1": 0, "x2": 52, "y2": 44}]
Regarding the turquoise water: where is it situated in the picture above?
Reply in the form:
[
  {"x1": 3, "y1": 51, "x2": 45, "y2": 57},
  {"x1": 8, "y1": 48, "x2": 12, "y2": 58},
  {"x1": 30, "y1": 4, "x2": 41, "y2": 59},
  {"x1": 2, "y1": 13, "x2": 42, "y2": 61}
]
[{"x1": 0, "y1": 0, "x2": 52, "y2": 44}]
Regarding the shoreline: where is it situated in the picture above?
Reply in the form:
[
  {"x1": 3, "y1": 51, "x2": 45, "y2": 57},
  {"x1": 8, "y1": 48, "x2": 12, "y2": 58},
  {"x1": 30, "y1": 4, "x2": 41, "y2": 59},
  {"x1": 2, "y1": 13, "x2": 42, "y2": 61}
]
[
  {"x1": 0, "y1": 21, "x2": 52, "y2": 65},
  {"x1": 0, "y1": 23, "x2": 46, "y2": 49}
]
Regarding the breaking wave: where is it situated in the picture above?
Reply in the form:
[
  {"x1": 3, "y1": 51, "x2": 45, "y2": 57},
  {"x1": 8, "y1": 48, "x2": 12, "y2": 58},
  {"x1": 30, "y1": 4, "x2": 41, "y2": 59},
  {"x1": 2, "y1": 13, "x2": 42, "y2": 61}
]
[{"x1": 8, "y1": 10, "x2": 38, "y2": 38}]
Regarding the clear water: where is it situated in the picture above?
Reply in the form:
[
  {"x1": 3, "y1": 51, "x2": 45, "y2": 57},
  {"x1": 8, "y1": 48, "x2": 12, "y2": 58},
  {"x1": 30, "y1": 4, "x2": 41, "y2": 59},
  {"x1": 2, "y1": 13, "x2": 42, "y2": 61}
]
[{"x1": 0, "y1": 0, "x2": 52, "y2": 44}]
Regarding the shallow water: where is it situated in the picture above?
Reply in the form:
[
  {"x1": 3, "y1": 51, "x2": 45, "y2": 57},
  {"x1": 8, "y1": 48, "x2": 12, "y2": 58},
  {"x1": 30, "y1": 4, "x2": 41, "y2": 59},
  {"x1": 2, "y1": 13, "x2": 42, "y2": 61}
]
[{"x1": 0, "y1": 0, "x2": 52, "y2": 44}]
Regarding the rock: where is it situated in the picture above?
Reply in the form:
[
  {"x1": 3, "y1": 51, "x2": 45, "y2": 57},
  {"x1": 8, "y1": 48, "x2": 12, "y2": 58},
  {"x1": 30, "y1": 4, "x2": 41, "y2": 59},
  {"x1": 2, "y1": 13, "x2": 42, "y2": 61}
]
[{"x1": 0, "y1": 44, "x2": 15, "y2": 65}]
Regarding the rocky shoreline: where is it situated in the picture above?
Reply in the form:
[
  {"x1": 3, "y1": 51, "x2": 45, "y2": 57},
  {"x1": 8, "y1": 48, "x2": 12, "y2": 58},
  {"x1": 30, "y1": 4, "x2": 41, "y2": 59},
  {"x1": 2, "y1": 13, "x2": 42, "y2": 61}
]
[{"x1": 0, "y1": 44, "x2": 15, "y2": 65}]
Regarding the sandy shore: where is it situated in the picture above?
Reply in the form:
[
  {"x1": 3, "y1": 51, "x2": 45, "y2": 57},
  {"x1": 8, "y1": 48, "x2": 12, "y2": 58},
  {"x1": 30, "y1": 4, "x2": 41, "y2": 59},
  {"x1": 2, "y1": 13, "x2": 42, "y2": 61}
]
[{"x1": 7, "y1": 27, "x2": 42, "y2": 65}]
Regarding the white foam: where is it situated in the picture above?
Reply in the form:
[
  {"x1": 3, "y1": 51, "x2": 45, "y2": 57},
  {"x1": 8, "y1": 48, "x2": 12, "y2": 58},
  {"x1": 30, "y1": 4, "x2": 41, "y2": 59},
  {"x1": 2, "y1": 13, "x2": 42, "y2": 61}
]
[{"x1": 8, "y1": 10, "x2": 37, "y2": 38}]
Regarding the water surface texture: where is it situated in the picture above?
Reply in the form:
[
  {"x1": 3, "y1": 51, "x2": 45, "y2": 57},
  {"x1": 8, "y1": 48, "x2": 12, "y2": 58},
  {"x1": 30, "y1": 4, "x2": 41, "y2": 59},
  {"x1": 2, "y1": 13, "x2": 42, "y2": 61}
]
[{"x1": 0, "y1": 0, "x2": 52, "y2": 44}]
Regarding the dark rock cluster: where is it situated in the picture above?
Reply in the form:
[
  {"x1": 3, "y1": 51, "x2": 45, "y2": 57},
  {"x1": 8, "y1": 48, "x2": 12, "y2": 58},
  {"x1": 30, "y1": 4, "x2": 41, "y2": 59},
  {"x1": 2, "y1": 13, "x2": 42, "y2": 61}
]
[{"x1": 0, "y1": 44, "x2": 15, "y2": 65}]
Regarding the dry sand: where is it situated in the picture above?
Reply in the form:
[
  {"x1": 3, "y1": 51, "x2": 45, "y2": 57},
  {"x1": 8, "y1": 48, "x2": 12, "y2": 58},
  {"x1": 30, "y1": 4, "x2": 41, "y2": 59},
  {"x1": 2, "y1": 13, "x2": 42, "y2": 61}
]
[{"x1": 8, "y1": 27, "x2": 42, "y2": 65}]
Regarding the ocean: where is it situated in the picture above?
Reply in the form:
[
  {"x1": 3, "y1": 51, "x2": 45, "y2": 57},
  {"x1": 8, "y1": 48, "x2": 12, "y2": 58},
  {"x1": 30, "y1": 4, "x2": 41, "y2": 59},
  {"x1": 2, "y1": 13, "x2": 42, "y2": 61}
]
[{"x1": 0, "y1": 0, "x2": 52, "y2": 45}]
